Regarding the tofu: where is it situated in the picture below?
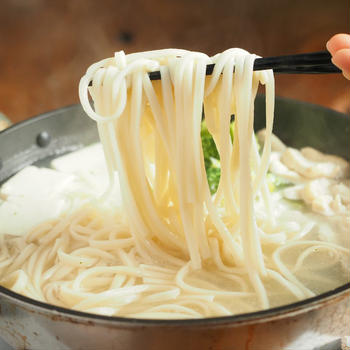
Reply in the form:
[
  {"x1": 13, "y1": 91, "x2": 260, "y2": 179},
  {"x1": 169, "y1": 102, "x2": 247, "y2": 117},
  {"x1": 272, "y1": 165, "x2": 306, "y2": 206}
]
[
  {"x1": 51, "y1": 143, "x2": 107, "y2": 175},
  {"x1": 0, "y1": 166, "x2": 77, "y2": 236},
  {"x1": 1, "y1": 166, "x2": 76, "y2": 199},
  {"x1": 0, "y1": 195, "x2": 68, "y2": 236},
  {"x1": 0, "y1": 144, "x2": 123, "y2": 236},
  {"x1": 51, "y1": 143, "x2": 110, "y2": 195},
  {"x1": 51, "y1": 143, "x2": 122, "y2": 206}
]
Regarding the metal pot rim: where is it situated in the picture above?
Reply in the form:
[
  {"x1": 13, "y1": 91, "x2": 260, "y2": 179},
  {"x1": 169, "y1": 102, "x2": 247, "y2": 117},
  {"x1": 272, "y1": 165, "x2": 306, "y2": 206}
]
[{"x1": 1, "y1": 283, "x2": 349, "y2": 327}]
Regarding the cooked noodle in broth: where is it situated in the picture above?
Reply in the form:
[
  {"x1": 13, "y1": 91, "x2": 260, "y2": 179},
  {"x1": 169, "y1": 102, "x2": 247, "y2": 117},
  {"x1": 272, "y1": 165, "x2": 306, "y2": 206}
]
[{"x1": 0, "y1": 49, "x2": 349, "y2": 318}]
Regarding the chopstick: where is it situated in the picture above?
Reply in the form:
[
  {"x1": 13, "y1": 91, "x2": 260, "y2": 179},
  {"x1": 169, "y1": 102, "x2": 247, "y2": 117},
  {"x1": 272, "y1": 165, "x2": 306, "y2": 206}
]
[
  {"x1": 148, "y1": 51, "x2": 341, "y2": 80},
  {"x1": 87, "y1": 51, "x2": 340, "y2": 86}
]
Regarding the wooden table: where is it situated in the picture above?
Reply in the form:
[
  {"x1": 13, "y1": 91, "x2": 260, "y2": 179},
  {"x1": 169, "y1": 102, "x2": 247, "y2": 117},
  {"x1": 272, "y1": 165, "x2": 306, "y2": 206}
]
[{"x1": 0, "y1": 0, "x2": 348, "y2": 123}]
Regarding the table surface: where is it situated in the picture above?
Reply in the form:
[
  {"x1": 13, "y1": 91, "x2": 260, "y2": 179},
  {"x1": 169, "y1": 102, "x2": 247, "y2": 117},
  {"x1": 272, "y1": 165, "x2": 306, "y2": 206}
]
[
  {"x1": 0, "y1": 0, "x2": 349, "y2": 124},
  {"x1": 0, "y1": 335, "x2": 344, "y2": 350}
]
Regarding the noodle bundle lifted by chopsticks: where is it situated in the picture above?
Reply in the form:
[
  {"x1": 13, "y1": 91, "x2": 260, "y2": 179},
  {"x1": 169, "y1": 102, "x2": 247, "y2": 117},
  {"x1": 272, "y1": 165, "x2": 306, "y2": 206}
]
[{"x1": 80, "y1": 48, "x2": 278, "y2": 308}]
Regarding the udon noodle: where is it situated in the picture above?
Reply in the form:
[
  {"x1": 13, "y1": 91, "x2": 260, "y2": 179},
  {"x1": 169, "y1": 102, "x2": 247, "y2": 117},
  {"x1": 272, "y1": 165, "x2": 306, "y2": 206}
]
[{"x1": 0, "y1": 49, "x2": 349, "y2": 318}]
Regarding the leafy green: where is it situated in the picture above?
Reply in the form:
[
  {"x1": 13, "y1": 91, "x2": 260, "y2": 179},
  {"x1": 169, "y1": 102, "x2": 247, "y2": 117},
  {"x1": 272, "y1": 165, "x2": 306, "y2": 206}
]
[
  {"x1": 201, "y1": 121, "x2": 304, "y2": 213},
  {"x1": 201, "y1": 121, "x2": 233, "y2": 194},
  {"x1": 206, "y1": 165, "x2": 221, "y2": 194},
  {"x1": 283, "y1": 198, "x2": 305, "y2": 210},
  {"x1": 267, "y1": 174, "x2": 305, "y2": 209},
  {"x1": 266, "y1": 172, "x2": 293, "y2": 192},
  {"x1": 201, "y1": 120, "x2": 237, "y2": 194},
  {"x1": 201, "y1": 121, "x2": 219, "y2": 169},
  {"x1": 201, "y1": 121, "x2": 220, "y2": 194}
]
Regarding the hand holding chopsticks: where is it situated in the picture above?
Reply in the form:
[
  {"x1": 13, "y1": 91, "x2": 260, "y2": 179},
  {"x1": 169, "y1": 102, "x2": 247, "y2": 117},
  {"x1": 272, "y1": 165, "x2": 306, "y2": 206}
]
[{"x1": 326, "y1": 33, "x2": 350, "y2": 80}]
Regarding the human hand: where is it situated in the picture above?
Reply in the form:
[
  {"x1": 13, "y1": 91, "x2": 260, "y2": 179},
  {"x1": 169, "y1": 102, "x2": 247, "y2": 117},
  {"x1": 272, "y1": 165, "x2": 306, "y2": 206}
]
[{"x1": 326, "y1": 34, "x2": 350, "y2": 80}]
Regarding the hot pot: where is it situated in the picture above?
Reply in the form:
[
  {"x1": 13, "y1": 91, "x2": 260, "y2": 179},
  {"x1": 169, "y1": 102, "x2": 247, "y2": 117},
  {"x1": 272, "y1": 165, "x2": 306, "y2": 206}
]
[{"x1": 0, "y1": 96, "x2": 349, "y2": 350}]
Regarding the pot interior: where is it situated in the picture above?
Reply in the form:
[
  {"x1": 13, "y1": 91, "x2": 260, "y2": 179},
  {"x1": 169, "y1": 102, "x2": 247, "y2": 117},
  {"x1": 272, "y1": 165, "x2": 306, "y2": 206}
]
[{"x1": 0, "y1": 95, "x2": 349, "y2": 325}]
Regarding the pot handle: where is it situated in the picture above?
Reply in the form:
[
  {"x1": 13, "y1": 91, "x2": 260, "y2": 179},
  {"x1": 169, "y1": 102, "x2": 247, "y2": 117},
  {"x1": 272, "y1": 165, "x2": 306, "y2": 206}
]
[{"x1": 0, "y1": 112, "x2": 12, "y2": 131}]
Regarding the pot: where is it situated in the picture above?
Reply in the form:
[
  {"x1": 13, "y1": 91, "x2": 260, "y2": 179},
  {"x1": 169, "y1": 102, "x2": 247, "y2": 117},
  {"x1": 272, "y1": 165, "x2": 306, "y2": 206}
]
[{"x1": 0, "y1": 96, "x2": 349, "y2": 350}]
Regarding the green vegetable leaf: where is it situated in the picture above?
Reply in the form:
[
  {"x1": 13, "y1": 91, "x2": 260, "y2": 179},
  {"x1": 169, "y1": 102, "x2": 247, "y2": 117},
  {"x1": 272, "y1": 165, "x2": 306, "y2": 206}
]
[
  {"x1": 283, "y1": 198, "x2": 305, "y2": 210},
  {"x1": 201, "y1": 121, "x2": 219, "y2": 167},
  {"x1": 266, "y1": 172, "x2": 293, "y2": 192},
  {"x1": 201, "y1": 121, "x2": 221, "y2": 194},
  {"x1": 200, "y1": 120, "x2": 236, "y2": 194},
  {"x1": 207, "y1": 166, "x2": 221, "y2": 194}
]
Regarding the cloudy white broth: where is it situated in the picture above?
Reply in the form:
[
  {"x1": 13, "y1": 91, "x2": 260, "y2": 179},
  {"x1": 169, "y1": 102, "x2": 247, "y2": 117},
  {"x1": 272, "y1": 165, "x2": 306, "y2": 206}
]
[{"x1": 0, "y1": 48, "x2": 349, "y2": 319}]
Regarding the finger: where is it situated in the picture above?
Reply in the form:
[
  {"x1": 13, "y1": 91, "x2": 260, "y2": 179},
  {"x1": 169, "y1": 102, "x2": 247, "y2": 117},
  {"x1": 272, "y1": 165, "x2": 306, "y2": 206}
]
[
  {"x1": 331, "y1": 48, "x2": 350, "y2": 80},
  {"x1": 326, "y1": 34, "x2": 350, "y2": 55}
]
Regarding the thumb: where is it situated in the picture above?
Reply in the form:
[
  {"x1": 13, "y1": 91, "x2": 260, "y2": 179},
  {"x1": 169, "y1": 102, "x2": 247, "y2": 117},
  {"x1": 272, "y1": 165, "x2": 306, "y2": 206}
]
[{"x1": 331, "y1": 48, "x2": 350, "y2": 80}]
